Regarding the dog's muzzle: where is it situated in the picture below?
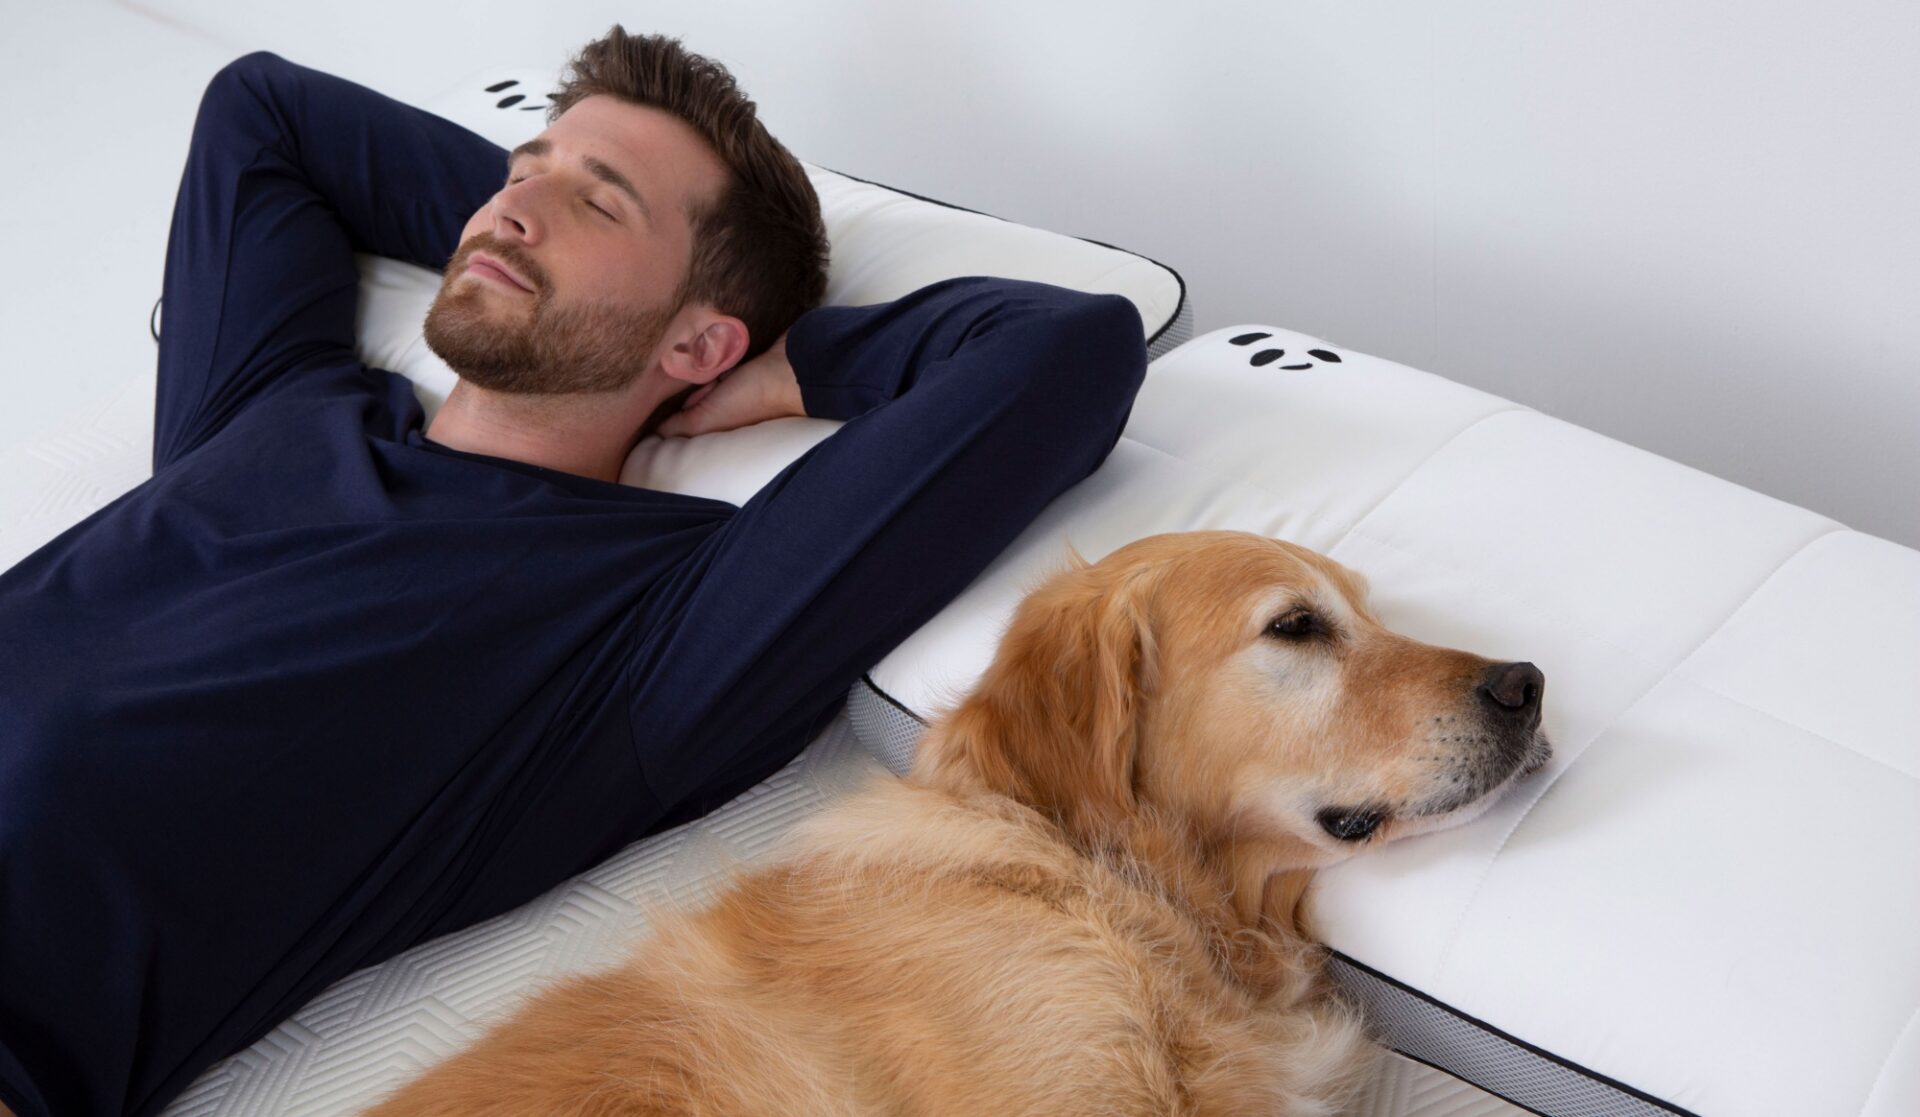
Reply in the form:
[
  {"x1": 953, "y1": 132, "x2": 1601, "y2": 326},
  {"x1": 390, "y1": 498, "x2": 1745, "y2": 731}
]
[{"x1": 1410, "y1": 662, "x2": 1552, "y2": 817}]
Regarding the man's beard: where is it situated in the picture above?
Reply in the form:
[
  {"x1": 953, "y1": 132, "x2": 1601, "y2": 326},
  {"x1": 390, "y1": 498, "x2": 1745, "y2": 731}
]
[{"x1": 423, "y1": 233, "x2": 682, "y2": 395}]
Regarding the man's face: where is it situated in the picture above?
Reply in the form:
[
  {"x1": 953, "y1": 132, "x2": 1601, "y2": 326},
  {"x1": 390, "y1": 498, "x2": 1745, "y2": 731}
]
[{"x1": 423, "y1": 95, "x2": 733, "y2": 395}]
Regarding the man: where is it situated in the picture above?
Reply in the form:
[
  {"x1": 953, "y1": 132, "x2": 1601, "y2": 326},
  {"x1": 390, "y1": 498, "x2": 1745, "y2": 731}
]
[{"x1": 0, "y1": 25, "x2": 1146, "y2": 1117}]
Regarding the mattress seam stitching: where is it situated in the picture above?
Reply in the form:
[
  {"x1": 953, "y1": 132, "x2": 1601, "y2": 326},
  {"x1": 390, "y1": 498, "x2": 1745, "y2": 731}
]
[
  {"x1": 1326, "y1": 406, "x2": 1529, "y2": 554},
  {"x1": 1669, "y1": 661, "x2": 1918, "y2": 781}
]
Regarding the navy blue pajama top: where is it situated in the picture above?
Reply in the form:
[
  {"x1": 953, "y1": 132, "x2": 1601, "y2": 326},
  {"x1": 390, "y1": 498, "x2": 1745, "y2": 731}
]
[{"x1": 0, "y1": 51, "x2": 1146, "y2": 1117}]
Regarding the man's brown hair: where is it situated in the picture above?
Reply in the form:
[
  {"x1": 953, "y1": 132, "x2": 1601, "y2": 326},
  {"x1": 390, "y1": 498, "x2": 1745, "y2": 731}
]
[{"x1": 548, "y1": 25, "x2": 830, "y2": 359}]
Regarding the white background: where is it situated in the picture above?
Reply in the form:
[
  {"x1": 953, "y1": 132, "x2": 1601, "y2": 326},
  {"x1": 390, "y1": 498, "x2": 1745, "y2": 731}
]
[{"x1": 5, "y1": 0, "x2": 1915, "y2": 545}]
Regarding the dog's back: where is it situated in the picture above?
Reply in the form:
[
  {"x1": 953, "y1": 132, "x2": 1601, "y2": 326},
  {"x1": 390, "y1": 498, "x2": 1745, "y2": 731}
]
[{"x1": 366, "y1": 772, "x2": 1372, "y2": 1117}]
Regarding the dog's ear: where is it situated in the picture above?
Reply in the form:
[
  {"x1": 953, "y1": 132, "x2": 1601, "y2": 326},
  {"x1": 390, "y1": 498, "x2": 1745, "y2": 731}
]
[{"x1": 925, "y1": 557, "x2": 1157, "y2": 842}]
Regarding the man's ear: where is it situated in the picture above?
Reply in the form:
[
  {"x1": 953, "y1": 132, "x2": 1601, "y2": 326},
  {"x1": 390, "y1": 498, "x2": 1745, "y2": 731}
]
[{"x1": 658, "y1": 309, "x2": 749, "y2": 387}]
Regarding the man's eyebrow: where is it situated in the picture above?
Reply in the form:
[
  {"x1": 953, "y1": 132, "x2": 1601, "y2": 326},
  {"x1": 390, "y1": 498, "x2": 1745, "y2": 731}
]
[{"x1": 507, "y1": 138, "x2": 654, "y2": 227}]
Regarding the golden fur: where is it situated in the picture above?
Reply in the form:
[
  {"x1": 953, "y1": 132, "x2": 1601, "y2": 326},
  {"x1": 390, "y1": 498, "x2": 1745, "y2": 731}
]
[{"x1": 366, "y1": 531, "x2": 1550, "y2": 1116}]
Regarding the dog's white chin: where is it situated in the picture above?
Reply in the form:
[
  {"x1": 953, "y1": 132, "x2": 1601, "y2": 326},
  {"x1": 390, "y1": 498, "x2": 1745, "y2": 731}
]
[{"x1": 1400, "y1": 728, "x2": 1554, "y2": 842}]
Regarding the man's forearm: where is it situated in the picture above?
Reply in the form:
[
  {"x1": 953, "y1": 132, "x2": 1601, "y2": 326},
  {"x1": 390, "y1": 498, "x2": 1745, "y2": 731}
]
[
  {"x1": 154, "y1": 53, "x2": 516, "y2": 468},
  {"x1": 230, "y1": 52, "x2": 507, "y2": 273},
  {"x1": 790, "y1": 276, "x2": 1145, "y2": 421}
]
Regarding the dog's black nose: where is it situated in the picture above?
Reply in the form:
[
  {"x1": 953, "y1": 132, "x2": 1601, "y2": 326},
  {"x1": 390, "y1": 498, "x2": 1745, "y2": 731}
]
[{"x1": 1480, "y1": 661, "x2": 1544, "y2": 713}]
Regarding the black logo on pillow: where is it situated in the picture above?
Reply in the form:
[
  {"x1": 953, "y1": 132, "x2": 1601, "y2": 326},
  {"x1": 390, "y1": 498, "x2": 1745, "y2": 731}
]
[
  {"x1": 1229, "y1": 332, "x2": 1342, "y2": 371},
  {"x1": 485, "y1": 78, "x2": 553, "y2": 113}
]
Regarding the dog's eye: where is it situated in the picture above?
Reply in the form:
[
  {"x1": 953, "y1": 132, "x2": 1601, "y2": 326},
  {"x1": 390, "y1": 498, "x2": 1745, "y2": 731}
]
[
  {"x1": 1265, "y1": 610, "x2": 1325, "y2": 641},
  {"x1": 1316, "y1": 806, "x2": 1387, "y2": 842}
]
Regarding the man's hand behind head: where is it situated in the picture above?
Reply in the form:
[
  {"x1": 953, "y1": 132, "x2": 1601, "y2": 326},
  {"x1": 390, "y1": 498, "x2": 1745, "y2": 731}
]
[{"x1": 655, "y1": 330, "x2": 803, "y2": 438}]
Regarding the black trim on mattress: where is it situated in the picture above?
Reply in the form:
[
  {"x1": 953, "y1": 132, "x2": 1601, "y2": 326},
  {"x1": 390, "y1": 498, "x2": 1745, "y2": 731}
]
[
  {"x1": 817, "y1": 165, "x2": 1188, "y2": 352},
  {"x1": 1330, "y1": 951, "x2": 1699, "y2": 1117},
  {"x1": 859, "y1": 671, "x2": 928, "y2": 727}
]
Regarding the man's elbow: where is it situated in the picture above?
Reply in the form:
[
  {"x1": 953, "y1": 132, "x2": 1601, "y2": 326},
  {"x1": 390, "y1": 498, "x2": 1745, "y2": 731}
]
[
  {"x1": 1032, "y1": 290, "x2": 1150, "y2": 419},
  {"x1": 1074, "y1": 292, "x2": 1150, "y2": 387},
  {"x1": 937, "y1": 276, "x2": 1149, "y2": 417}
]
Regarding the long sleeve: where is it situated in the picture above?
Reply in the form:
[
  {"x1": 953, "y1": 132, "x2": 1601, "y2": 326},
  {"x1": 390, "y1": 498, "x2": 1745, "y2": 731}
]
[
  {"x1": 153, "y1": 52, "x2": 506, "y2": 469},
  {"x1": 626, "y1": 275, "x2": 1147, "y2": 815}
]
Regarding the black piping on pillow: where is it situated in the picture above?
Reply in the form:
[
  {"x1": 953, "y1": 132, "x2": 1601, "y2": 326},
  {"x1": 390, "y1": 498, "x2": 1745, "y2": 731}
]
[{"x1": 819, "y1": 165, "x2": 1188, "y2": 354}]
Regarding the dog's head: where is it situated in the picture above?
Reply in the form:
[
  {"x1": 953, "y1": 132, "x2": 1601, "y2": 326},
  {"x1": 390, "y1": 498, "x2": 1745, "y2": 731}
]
[{"x1": 915, "y1": 531, "x2": 1551, "y2": 922}]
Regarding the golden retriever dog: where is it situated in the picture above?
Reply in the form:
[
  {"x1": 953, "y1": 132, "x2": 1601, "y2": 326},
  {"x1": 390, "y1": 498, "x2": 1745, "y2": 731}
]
[{"x1": 366, "y1": 530, "x2": 1551, "y2": 1117}]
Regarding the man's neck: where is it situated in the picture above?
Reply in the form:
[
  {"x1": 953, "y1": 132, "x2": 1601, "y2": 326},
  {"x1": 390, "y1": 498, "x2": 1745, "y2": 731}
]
[{"x1": 424, "y1": 376, "x2": 680, "y2": 483}]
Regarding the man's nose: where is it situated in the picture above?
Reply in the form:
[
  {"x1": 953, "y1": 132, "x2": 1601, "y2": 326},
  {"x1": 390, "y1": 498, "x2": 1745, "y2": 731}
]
[{"x1": 491, "y1": 181, "x2": 544, "y2": 245}]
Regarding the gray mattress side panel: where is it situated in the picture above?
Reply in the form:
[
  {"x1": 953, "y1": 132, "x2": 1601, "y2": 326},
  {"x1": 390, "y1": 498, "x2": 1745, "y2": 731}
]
[
  {"x1": 1146, "y1": 292, "x2": 1193, "y2": 363},
  {"x1": 1327, "y1": 954, "x2": 1696, "y2": 1117},
  {"x1": 847, "y1": 675, "x2": 926, "y2": 776}
]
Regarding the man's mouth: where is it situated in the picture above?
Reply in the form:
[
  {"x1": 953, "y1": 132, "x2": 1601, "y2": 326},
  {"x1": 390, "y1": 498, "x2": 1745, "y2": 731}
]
[{"x1": 466, "y1": 254, "x2": 534, "y2": 294}]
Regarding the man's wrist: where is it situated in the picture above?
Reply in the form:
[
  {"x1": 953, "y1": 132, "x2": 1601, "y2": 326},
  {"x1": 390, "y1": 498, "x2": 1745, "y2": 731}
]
[{"x1": 775, "y1": 374, "x2": 805, "y2": 419}]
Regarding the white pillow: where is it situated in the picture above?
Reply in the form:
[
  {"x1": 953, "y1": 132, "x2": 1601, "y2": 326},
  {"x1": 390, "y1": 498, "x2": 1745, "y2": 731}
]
[{"x1": 351, "y1": 68, "x2": 1188, "y2": 504}]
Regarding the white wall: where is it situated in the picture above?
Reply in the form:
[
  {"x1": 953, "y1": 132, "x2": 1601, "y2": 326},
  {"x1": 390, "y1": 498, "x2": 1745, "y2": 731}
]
[{"x1": 11, "y1": 0, "x2": 1918, "y2": 545}]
